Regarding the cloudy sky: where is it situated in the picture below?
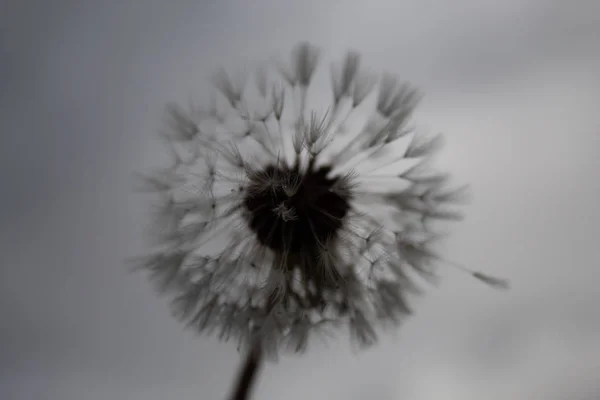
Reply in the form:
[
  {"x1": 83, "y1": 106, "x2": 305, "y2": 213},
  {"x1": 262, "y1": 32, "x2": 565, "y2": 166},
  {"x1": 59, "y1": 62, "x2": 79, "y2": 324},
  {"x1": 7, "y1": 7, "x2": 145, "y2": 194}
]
[{"x1": 1, "y1": 0, "x2": 599, "y2": 399}]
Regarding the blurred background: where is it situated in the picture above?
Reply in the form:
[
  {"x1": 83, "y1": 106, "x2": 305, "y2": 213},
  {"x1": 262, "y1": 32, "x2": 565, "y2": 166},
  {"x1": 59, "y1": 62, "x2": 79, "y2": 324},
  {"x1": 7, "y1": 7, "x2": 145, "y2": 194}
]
[{"x1": 1, "y1": 1, "x2": 599, "y2": 399}]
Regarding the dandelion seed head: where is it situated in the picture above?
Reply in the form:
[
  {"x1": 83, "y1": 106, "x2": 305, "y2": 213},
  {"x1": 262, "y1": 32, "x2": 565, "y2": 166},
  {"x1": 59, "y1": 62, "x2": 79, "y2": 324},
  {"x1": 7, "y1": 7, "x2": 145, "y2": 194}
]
[{"x1": 135, "y1": 42, "x2": 483, "y2": 357}]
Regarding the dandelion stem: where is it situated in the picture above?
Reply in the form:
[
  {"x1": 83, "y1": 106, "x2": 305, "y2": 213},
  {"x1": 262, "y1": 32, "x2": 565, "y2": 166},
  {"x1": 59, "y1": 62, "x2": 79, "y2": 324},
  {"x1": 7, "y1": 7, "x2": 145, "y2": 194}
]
[{"x1": 229, "y1": 340, "x2": 263, "y2": 400}]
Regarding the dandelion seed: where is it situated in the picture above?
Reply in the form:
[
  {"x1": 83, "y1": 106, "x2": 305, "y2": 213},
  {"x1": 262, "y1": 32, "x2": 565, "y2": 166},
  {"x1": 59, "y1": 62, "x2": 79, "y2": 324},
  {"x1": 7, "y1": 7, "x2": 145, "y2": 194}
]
[
  {"x1": 212, "y1": 68, "x2": 246, "y2": 107},
  {"x1": 135, "y1": 42, "x2": 508, "y2": 400},
  {"x1": 405, "y1": 132, "x2": 445, "y2": 158},
  {"x1": 331, "y1": 50, "x2": 361, "y2": 104},
  {"x1": 352, "y1": 69, "x2": 377, "y2": 108},
  {"x1": 472, "y1": 272, "x2": 511, "y2": 290}
]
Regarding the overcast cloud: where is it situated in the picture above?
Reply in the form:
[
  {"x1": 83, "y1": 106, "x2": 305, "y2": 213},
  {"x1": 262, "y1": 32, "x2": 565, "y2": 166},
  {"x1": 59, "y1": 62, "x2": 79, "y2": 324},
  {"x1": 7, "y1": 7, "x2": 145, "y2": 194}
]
[{"x1": 1, "y1": 1, "x2": 599, "y2": 399}]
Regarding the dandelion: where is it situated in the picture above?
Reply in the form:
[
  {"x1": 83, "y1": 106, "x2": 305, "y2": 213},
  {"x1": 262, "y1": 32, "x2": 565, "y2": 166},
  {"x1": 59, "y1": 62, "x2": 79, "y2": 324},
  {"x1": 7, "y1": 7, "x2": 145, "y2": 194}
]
[{"x1": 134, "y1": 42, "x2": 508, "y2": 400}]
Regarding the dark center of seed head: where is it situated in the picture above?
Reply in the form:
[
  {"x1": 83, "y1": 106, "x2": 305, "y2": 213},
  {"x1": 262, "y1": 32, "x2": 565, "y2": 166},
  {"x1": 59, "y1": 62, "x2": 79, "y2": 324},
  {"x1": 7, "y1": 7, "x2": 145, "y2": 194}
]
[{"x1": 243, "y1": 164, "x2": 352, "y2": 257}]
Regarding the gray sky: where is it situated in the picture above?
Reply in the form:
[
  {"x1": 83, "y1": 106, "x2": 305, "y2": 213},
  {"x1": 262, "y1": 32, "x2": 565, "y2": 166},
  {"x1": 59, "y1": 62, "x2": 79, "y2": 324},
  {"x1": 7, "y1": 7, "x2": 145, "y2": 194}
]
[{"x1": 1, "y1": 0, "x2": 599, "y2": 399}]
